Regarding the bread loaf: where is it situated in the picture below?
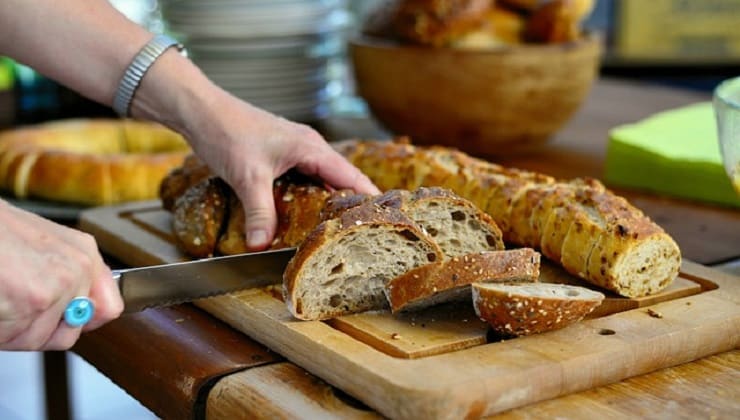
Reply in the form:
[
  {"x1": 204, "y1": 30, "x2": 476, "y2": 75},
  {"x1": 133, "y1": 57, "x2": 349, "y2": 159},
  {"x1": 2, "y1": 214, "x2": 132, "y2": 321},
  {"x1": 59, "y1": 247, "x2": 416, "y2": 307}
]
[
  {"x1": 283, "y1": 202, "x2": 444, "y2": 321},
  {"x1": 386, "y1": 248, "x2": 541, "y2": 313},
  {"x1": 472, "y1": 282, "x2": 604, "y2": 336},
  {"x1": 337, "y1": 139, "x2": 681, "y2": 298},
  {"x1": 0, "y1": 119, "x2": 190, "y2": 205},
  {"x1": 162, "y1": 139, "x2": 681, "y2": 299}
]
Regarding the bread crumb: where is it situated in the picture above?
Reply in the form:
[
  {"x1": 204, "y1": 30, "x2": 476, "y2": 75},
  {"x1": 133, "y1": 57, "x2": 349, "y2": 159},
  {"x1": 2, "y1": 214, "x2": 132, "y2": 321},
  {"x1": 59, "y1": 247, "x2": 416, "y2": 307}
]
[
  {"x1": 391, "y1": 333, "x2": 402, "y2": 340},
  {"x1": 647, "y1": 308, "x2": 663, "y2": 319}
]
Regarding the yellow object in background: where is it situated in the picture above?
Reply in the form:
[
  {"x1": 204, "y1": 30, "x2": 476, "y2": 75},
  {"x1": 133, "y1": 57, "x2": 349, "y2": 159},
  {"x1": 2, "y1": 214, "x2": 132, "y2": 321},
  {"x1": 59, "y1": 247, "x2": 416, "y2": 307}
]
[{"x1": 615, "y1": 0, "x2": 740, "y2": 62}]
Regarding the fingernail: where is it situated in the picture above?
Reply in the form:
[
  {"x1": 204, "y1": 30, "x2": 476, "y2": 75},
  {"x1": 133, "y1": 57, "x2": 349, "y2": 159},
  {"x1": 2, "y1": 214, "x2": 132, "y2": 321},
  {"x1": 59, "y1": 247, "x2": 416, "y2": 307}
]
[{"x1": 247, "y1": 229, "x2": 268, "y2": 248}]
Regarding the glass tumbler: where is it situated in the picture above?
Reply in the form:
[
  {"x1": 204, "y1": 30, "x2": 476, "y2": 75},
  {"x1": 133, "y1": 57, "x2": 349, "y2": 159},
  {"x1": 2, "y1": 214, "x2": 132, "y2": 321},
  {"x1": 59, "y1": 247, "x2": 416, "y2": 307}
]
[{"x1": 714, "y1": 76, "x2": 740, "y2": 195}]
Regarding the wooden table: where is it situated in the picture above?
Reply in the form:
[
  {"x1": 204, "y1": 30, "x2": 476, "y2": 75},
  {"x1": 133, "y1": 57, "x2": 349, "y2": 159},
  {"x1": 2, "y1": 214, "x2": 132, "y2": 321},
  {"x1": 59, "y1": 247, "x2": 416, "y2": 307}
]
[{"x1": 72, "y1": 78, "x2": 740, "y2": 419}]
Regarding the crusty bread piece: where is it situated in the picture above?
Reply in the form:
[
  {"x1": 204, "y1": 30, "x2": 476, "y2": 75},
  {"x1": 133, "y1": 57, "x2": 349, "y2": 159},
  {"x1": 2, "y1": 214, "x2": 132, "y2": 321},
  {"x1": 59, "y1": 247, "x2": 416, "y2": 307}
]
[
  {"x1": 172, "y1": 177, "x2": 228, "y2": 258},
  {"x1": 215, "y1": 179, "x2": 336, "y2": 254},
  {"x1": 283, "y1": 202, "x2": 444, "y2": 321},
  {"x1": 339, "y1": 139, "x2": 682, "y2": 298},
  {"x1": 334, "y1": 137, "x2": 453, "y2": 191},
  {"x1": 372, "y1": 187, "x2": 505, "y2": 258},
  {"x1": 472, "y1": 282, "x2": 604, "y2": 336},
  {"x1": 579, "y1": 190, "x2": 681, "y2": 297},
  {"x1": 375, "y1": 0, "x2": 493, "y2": 47},
  {"x1": 160, "y1": 154, "x2": 211, "y2": 211},
  {"x1": 386, "y1": 248, "x2": 541, "y2": 313}
]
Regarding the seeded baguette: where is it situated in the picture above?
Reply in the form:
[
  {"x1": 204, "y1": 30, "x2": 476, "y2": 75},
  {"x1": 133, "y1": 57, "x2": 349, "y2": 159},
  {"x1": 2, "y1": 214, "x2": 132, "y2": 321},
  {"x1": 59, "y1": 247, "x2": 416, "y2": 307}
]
[
  {"x1": 338, "y1": 139, "x2": 681, "y2": 298},
  {"x1": 283, "y1": 202, "x2": 444, "y2": 321},
  {"x1": 472, "y1": 282, "x2": 605, "y2": 336},
  {"x1": 386, "y1": 248, "x2": 541, "y2": 313}
]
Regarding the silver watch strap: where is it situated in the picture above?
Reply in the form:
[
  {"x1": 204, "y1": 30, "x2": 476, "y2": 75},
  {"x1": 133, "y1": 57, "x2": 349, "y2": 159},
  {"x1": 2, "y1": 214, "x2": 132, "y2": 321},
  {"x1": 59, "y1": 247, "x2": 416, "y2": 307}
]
[{"x1": 112, "y1": 34, "x2": 187, "y2": 117}]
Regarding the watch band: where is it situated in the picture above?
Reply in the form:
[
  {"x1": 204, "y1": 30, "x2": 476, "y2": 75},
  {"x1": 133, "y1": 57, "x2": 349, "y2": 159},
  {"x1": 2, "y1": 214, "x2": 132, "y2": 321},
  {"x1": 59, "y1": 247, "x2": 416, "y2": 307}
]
[{"x1": 112, "y1": 34, "x2": 187, "y2": 117}]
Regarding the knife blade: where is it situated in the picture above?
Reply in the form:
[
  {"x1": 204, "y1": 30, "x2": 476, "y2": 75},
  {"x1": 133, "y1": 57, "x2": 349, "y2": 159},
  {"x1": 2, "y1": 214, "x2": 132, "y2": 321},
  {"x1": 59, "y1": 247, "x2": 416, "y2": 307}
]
[{"x1": 63, "y1": 247, "x2": 296, "y2": 327}]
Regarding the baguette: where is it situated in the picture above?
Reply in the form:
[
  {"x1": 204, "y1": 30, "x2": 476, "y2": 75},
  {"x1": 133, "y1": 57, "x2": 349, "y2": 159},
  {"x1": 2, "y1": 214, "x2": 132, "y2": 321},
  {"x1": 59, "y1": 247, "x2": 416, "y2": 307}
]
[
  {"x1": 283, "y1": 202, "x2": 444, "y2": 321},
  {"x1": 386, "y1": 248, "x2": 541, "y2": 313},
  {"x1": 338, "y1": 139, "x2": 681, "y2": 298},
  {"x1": 472, "y1": 282, "x2": 604, "y2": 336}
]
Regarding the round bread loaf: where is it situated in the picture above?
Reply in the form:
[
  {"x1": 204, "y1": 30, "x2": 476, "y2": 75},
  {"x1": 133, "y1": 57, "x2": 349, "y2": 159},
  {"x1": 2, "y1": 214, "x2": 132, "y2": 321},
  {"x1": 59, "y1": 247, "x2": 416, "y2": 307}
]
[{"x1": 0, "y1": 119, "x2": 190, "y2": 205}]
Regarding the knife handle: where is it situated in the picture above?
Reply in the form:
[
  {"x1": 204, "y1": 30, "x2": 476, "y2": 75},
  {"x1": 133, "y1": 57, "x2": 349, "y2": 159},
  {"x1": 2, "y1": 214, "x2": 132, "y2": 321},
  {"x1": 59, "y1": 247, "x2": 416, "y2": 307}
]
[{"x1": 63, "y1": 270, "x2": 122, "y2": 327}]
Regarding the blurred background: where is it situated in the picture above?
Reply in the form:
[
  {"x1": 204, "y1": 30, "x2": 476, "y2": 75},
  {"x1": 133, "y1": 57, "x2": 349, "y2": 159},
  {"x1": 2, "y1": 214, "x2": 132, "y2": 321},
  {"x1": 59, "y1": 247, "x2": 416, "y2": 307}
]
[
  {"x1": 1, "y1": 0, "x2": 739, "y2": 130},
  {"x1": 0, "y1": 1, "x2": 738, "y2": 419}
]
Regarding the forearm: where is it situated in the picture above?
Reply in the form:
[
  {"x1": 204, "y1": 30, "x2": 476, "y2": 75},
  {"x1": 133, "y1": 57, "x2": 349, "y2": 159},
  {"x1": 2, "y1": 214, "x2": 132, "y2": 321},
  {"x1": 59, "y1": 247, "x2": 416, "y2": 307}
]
[
  {"x1": 0, "y1": 0, "x2": 221, "y2": 138},
  {"x1": 0, "y1": 0, "x2": 150, "y2": 105}
]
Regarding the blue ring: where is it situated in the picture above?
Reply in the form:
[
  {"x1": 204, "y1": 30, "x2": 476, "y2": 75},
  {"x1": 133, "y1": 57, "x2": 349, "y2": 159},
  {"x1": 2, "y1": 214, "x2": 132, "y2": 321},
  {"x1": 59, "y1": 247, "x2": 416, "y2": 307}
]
[{"x1": 64, "y1": 297, "x2": 95, "y2": 328}]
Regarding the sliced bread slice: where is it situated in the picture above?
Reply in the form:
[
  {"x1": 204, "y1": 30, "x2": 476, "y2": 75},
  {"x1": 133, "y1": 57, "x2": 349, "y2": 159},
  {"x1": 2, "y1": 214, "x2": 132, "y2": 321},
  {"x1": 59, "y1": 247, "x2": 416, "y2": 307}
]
[
  {"x1": 283, "y1": 202, "x2": 444, "y2": 321},
  {"x1": 472, "y1": 282, "x2": 605, "y2": 336},
  {"x1": 385, "y1": 248, "x2": 541, "y2": 313},
  {"x1": 373, "y1": 187, "x2": 505, "y2": 258}
]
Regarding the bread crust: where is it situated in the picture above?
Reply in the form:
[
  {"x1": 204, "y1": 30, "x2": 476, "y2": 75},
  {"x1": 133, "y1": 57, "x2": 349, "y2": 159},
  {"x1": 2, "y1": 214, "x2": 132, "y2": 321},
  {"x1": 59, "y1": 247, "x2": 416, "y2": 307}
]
[
  {"x1": 172, "y1": 177, "x2": 228, "y2": 258},
  {"x1": 0, "y1": 119, "x2": 190, "y2": 205},
  {"x1": 472, "y1": 282, "x2": 604, "y2": 336},
  {"x1": 159, "y1": 154, "x2": 211, "y2": 211},
  {"x1": 386, "y1": 248, "x2": 541, "y2": 313}
]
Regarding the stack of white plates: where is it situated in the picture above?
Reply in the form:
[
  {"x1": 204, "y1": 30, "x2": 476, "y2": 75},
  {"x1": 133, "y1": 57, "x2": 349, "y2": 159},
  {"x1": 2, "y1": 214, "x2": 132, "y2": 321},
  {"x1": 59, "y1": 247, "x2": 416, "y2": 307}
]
[{"x1": 160, "y1": 0, "x2": 351, "y2": 121}]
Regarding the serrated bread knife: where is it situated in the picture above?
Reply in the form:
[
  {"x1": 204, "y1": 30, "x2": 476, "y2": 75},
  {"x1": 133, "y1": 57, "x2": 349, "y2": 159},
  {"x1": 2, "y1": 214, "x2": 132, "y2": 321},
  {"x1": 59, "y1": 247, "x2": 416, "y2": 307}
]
[{"x1": 63, "y1": 247, "x2": 296, "y2": 327}]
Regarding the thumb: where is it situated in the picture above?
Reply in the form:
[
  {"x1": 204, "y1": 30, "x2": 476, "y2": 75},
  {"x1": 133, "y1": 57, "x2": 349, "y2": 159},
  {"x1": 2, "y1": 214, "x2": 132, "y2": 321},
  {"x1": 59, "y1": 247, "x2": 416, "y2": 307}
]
[{"x1": 239, "y1": 173, "x2": 278, "y2": 251}]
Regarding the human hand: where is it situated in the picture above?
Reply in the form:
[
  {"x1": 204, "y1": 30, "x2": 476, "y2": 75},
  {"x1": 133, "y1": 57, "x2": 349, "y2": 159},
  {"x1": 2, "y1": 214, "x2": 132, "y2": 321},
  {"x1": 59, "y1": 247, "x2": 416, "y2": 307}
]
[
  {"x1": 0, "y1": 201, "x2": 123, "y2": 351},
  {"x1": 178, "y1": 91, "x2": 380, "y2": 250}
]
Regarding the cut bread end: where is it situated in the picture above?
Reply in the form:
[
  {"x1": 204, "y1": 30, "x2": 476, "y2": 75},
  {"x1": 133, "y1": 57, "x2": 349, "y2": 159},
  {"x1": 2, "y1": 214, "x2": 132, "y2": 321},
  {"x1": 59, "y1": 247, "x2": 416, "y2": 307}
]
[
  {"x1": 472, "y1": 282, "x2": 604, "y2": 336},
  {"x1": 599, "y1": 234, "x2": 682, "y2": 298}
]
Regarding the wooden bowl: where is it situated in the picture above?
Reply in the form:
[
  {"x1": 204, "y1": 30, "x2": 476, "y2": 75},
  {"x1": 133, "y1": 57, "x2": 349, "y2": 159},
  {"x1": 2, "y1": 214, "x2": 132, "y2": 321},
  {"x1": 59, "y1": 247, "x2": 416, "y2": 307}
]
[{"x1": 349, "y1": 35, "x2": 601, "y2": 156}]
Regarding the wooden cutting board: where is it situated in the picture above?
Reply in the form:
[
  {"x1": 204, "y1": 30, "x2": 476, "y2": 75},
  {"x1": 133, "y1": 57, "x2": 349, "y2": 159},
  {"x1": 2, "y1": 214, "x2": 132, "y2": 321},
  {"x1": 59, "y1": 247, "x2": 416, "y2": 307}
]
[{"x1": 80, "y1": 201, "x2": 740, "y2": 419}]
